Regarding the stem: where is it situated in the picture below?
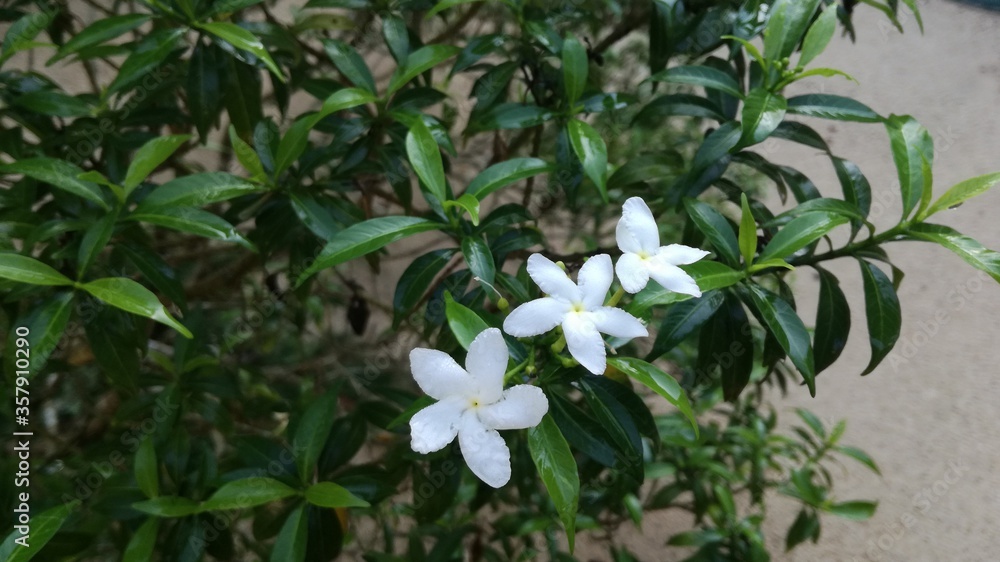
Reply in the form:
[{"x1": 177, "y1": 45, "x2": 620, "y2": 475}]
[
  {"x1": 503, "y1": 359, "x2": 529, "y2": 384},
  {"x1": 551, "y1": 334, "x2": 566, "y2": 353},
  {"x1": 605, "y1": 286, "x2": 626, "y2": 308},
  {"x1": 790, "y1": 223, "x2": 910, "y2": 267}
]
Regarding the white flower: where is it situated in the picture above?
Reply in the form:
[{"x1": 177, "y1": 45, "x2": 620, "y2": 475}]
[
  {"x1": 503, "y1": 253, "x2": 647, "y2": 375},
  {"x1": 408, "y1": 328, "x2": 548, "y2": 488},
  {"x1": 615, "y1": 196, "x2": 710, "y2": 296}
]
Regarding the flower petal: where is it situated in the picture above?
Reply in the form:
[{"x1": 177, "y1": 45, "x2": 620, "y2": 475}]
[
  {"x1": 409, "y1": 397, "x2": 465, "y2": 454},
  {"x1": 503, "y1": 297, "x2": 568, "y2": 337},
  {"x1": 563, "y1": 315, "x2": 607, "y2": 375},
  {"x1": 477, "y1": 385, "x2": 548, "y2": 430},
  {"x1": 621, "y1": 197, "x2": 660, "y2": 253},
  {"x1": 590, "y1": 307, "x2": 648, "y2": 339},
  {"x1": 466, "y1": 328, "x2": 508, "y2": 403},
  {"x1": 527, "y1": 253, "x2": 580, "y2": 301},
  {"x1": 458, "y1": 412, "x2": 512, "y2": 488},
  {"x1": 616, "y1": 217, "x2": 641, "y2": 254},
  {"x1": 615, "y1": 252, "x2": 650, "y2": 294},
  {"x1": 648, "y1": 259, "x2": 702, "y2": 297},
  {"x1": 410, "y1": 348, "x2": 471, "y2": 400},
  {"x1": 657, "y1": 243, "x2": 710, "y2": 266},
  {"x1": 578, "y1": 253, "x2": 614, "y2": 309}
]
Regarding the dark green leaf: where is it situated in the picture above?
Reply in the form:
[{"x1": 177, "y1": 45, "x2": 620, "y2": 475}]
[
  {"x1": 608, "y1": 357, "x2": 697, "y2": 433},
  {"x1": 122, "y1": 518, "x2": 160, "y2": 562},
  {"x1": 740, "y1": 88, "x2": 787, "y2": 146},
  {"x1": 683, "y1": 199, "x2": 740, "y2": 266},
  {"x1": 0, "y1": 158, "x2": 109, "y2": 210},
  {"x1": 759, "y1": 212, "x2": 847, "y2": 262},
  {"x1": 50, "y1": 14, "x2": 150, "y2": 63},
  {"x1": 628, "y1": 262, "x2": 743, "y2": 315},
  {"x1": 858, "y1": 259, "x2": 902, "y2": 375},
  {"x1": 527, "y1": 415, "x2": 579, "y2": 552},
  {"x1": 132, "y1": 497, "x2": 201, "y2": 518},
  {"x1": 786, "y1": 94, "x2": 880, "y2": 123},
  {"x1": 649, "y1": 65, "x2": 742, "y2": 99},
  {"x1": 646, "y1": 290, "x2": 724, "y2": 361},
  {"x1": 135, "y1": 437, "x2": 159, "y2": 498},
  {"x1": 746, "y1": 284, "x2": 815, "y2": 394},
  {"x1": 885, "y1": 114, "x2": 933, "y2": 219},
  {"x1": 469, "y1": 103, "x2": 554, "y2": 131},
  {"x1": 738, "y1": 193, "x2": 757, "y2": 266},
  {"x1": 293, "y1": 390, "x2": 340, "y2": 482},
  {"x1": 465, "y1": 157, "x2": 551, "y2": 200},
  {"x1": 323, "y1": 39, "x2": 376, "y2": 93},
  {"x1": 201, "y1": 477, "x2": 299, "y2": 511},
  {"x1": 14, "y1": 91, "x2": 92, "y2": 117},
  {"x1": 461, "y1": 236, "x2": 495, "y2": 286},
  {"x1": 129, "y1": 207, "x2": 252, "y2": 248},
  {"x1": 107, "y1": 29, "x2": 185, "y2": 95},
  {"x1": 813, "y1": 267, "x2": 850, "y2": 373},
  {"x1": 406, "y1": 118, "x2": 448, "y2": 203},
  {"x1": 188, "y1": 42, "x2": 224, "y2": 140},
  {"x1": 0, "y1": 501, "x2": 79, "y2": 562},
  {"x1": 562, "y1": 35, "x2": 587, "y2": 106},
  {"x1": 393, "y1": 249, "x2": 455, "y2": 325},
  {"x1": 270, "y1": 503, "x2": 307, "y2": 562},
  {"x1": 124, "y1": 135, "x2": 192, "y2": 194},
  {"x1": 387, "y1": 44, "x2": 460, "y2": 95},
  {"x1": 304, "y1": 482, "x2": 370, "y2": 508},
  {"x1": 199, "y1": 22, "x2": 284, "y2": 81}
]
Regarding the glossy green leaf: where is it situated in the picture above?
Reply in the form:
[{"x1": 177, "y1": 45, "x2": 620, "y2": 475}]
[
  {"x1": 200, "y1": 477, "x2": 299, "y2": 511},
  {"x1": 562, "y1": 35, "x2": 587, "y2": 107},
  {"x1": 738, "y1": 193, "x2": 757, "y2": 266},
  {"x1": 443, "y1": 291, "x2": 490, "y2": 350},
  {"x1": 273, "y1": 118, "x2": 315, "y2": 175},
  {"x1": 387, "y1": 44, "x2": 460, "y2": 95},
  {"x1": 691, "y1": 121, "x2": 741, "y2": 171},
  {"x1": 683, "y1": 199, "x2": 740, "y2": 266},
  {"x1": 700, "y1": 292, "x2": 755, "y2": 401},
  {"x1": 406, "y1": 118, "x2": 447, "y2": 202},
  {"x1": 608, "y1": 357, "x2": 697, "y2": 433},
  {"x1": 649, "y1": 65, "x2": 742, "y2": 99},
  {"x1": 122, "y1": 518, "x2": 159, "y2": 562},
  {"x1": 740, "y1": 88, "x2": 787, "y2": 146},
  {"x1": 566, "y1": 119, "x2": 608, "y2": 202},
  {"x1": 628, "y1": 261, "x2": 743, "y2": 315},
  {"x1": 461, "y1": 236, "x2": 495, "y2": 286},
  {"x1": 469, "y1": 103, "x2": 554, "y2": 131},
  {"x1": 799, "y1": 2, "x2": 838, "y2": 67},
  {"x1": 885, "y1": 114, "x2": 934, "y2": 219},
  {"x1": 826, "y1": 501, "x2": 877, "y2": 521},
  {"x1": 646, "y1": 290, "x2": 724, "y2": 361},
  {"x1": 297, "y1": 217, "x2": 440, "y2": 285},
  {"x1": 813, "y1": 267, "x2": 850, "y2": 374},
  {"x1": 228, "y1": 126, "x2": 266, "y2": 181},
  {"x1": 137, "y1": 172, "x2": 261, "y2": 209},
  {"x1": 924, "y1": 172, "x2": 1000, "y2": 219},
  {"x1": 759, "y1": 212, "x2": 848, "y2": 262},
  {"x1": 763, "y1": 0, "x2": 821, "y2": 61},
  {"x1": 0, "y1": 500, "x2": 79, "y2": 562},
  {"x1": 393, "y1": 249, "x2": 455, "y2": 325},
  {"x1": 118, "y1": 241, "x2": 186, "y2": 308},
  {"x1": 0, "y1": 158, "x2": 109, "y2": 210},
  {"x1": 0, "y1": 253, "x2": 73, "y2": 286},
  {"x1": 199, "y1": 22, "x2": 284, "y2": 81},
  {"x1": 188, "y1": 42, "x2": 224, "y2": 140},
  {"x1": 323, "y1": 39, "x2": 376, "y2": 93},
  {"x1": 123, "y1": 135, "x2": 191, "y2": 194},
  {"x1": 465, "y1": 157, "x2": 551, "y2": 200},
  {"x1": 786, "y1": 94, "x2": 881, "y2": 123},
  {"x1": 135, "y1": 437, "x2": 159, "y2": 498},
  {"x1": 426, "y1": 0, "x2": 483, "y2": 18},
  {"x1": 746, "y1": 284, "x2": 815, "y2": 395},
  {"x1": 527, "y1": 414, "x2": 579, "y2": 552},
  {"x1": 14, "y1": 91, "x2": 92, "y2": 117},
  {"x1": 129, "y1": 207, "x2": 252, "y2": 248},
  {"x1": 857, "y1": 259, "x2": 901, "y2": 375},
  {"x1": 905, "y1": 223, "x2": 1000, "y2": 283},
  {"x1": 107, "y1": 29, "x2": 185, "y2": 95},
  {"x1": 293, "y1": 390, "x2": 339, "y2": 482},
  {"x1": 444, "y1": 193, "x2": 481, "y2": 225},
  {"x1": 382, "y1": 14, "x2": 409, "y2": 63},
  {"x1": 305, "y1": 482, "x2": 370, "y2": 508},
  {"x1": 81, "y1": 277, "x2": 193, "y2": 338},
  {"x1": 634, "y1": 93, "x2": 727, "y2": 123},
  {"x1": 270, "y1": 503, "x2": 307, "y2": 562},
  {"x1": 0, "y1": 11, "x2": 55, "y2": 65},
  {"x1": 132, "y1": 496, "x2": 201, "y2": 517},
  {"x1": 51, "y1": 14, "x2": 149, "y2": 63}
]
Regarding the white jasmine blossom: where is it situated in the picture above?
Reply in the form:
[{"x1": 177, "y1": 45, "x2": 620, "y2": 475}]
[
  {"x1": 408, "y1": 328, "x2": 548, "y2": 488},
  {"x1": 503, "y1": 253, "x2": 647, "y2": 375},
  {"x1": 615, "y1": 196, "x2": 710, "y2": 296}
]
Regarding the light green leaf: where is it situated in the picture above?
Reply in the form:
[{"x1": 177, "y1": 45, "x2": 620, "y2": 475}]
[
  {"x1": 274, "y1": 117, "x2": 314, "y2": 176},
  {"x1": 0, "y1": 158, "x2": 109, "y2": 210},
  {"x1": 885, "y1": 114, "x2": 934, "y2": 219},
  {"x1": 129, "y1": 207, "x2": 253, "y2": 248},
  {"x1": 122, "y1": 518, "x2": 159, "y2": 562},
  {"x1": 740, "y1": 88, "x2": 787, "y2": 146},
  {"x1": 566, "y1": 119, "x2": 608, "y2": 202},
  {"x1": 200, "y1": 477, "x2": 299, "y2": 511},
  {"x1": 786, "y1": 94, "x2": 880, "y2": 123},
  {"x1": 138, "y1": 170, "x2": 260, "y2": 209},
  {"x1": 297, "y1": 217, "x2": 441, "y2": 285},
  {"x1": 0, "y1": 253, "x2": 74, "y2": 286},
  {"x1": 826, "y1": 501, "x2": 877, "y2": 521},
  {"x1": 406, "y1": 118, "x2": 447, "y2": 202},
  {"x1": 923, "y1": 172, "x2": 1000, "y2": 219},
  {"x1": 317, "y1": 87, "x2": 376, "y2": 120},
  {"x1": 562, "y1": 34, "x2": 587, "y2": 107},
  {"x1": 649, "y1": 65, "x2": 742, "y2": 99},
  {"x1": 738, "y1": 193, "x2": 757, "y2": 266},
  {"x1": 270, "y1": 504, "x2": 307, "y2": 562},
  {"x1": 527, "y1": 415, "x2": 580, "y2": 552},
  {"x1": 426, "y1": 0, "x2": 483, "y2": 18},
  {"x1": 304, "y1": 482, "x2": 370, "y2": 508},
  {"x1": 465, "y1": 157, "x2": 551, "y2": 200},
  {"x1": 77, "y1": 211, "x2": 118, "y2": 277},
  {"x1": 758, "y1": 212, "x2": 848, "y2": 262},
  {"x1": 81, "y1": 277, "x2": 193, "y2": 338},
  {"x1": 763, "y1": 0, "x2": 822, "y2": 61},
  {"x1": 132, "y1": 496, "x2": 201, "y2": 518},
  {"x1": 444, "y1": 193, "x2": 480, "y2": 225},
  {"x1": 628, "y1": 261, "x2": 743, "y2": 316},
  {"x1": 229, "y1": 125, "x2": 267, "y2": 181},
  {"x1": 1, "y1": 11, "x2": 55, "y2": 65},
  {"x1": 608, "y1": 357, "x2": 697, "y2": 434},
  {"x1": 905, "y1": 223, "x2": 1000, "y2": 283},
  {"x1": 443, "y1": 291, "x2": 490, "y2": 350},
  {"x1": 798, "y1": 2, "x2": 838, "y2": 67},
  {"x1": 199, "y1": 22, "x2": 284, "y2": 81},
  {"x1": 387, "y1": 44, "x2": 460, "y2": 95},
  {"x1": 123, "y1": 135, "x2": 192, "y2": 194}
]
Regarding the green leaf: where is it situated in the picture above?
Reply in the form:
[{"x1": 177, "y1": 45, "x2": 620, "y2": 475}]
[
  {"x1": 649, "y1": 65, "x2": 742, "y2": 99},
  {"x1": 796, "y1": 408, "x2": 826, "y2": 437},
  {"x1": 527, "y1": 415, "x2": 580, "y2": 552},
  {"x1": 826, "y1": 501, "x2": 877, "y2": 521},
  {"x1": 691, "y1": 121, "x2": 741, "y2": 171},
  {"x1": 122, "y1": 518, "x2": 160, "y2": 562},
  {"x1": 857, "y1": 259, "x2": 902, "y2": 375},
  {"x1": 785, "y1": 509, "x2": 820, "y2": 551},
  {"x1": 201, "y1": 477, "x2": 299, "y2": 511},
  {"x1": 323, "y1": 39, "x2": 376, "y2": 93},
  {"x1": 317, "y1": 87, "x2": 376, "y2": 122},
  {"x1": 836, "y1": 445, "x2": 881, "y2": 475},
  {"x1": 738, "y1": 193, "x2": 757, "y2": 266},
  {"x1": 199, "y1": 22, "x2": 284, "y2": 81},
  {"x1": 645, "y1": 290, "x2": 724, "y2": 361},
  {"x1": 387, "y1": 44, "x2": 460, "y2": 95},
  {"x1": 123, "y1": 135, "x2": 191, "y2": 194},
  {"x1": 129, "y1": 207, "x2": 252, "y2": 248},
  {"x1": 81, "y1": 277, "x2": 193, "y2": 338},
  {"x1": 628, "y1": 261, "x2": 743, "y2": 316},
  {"x1": 0, "y1": 158, "x2": 109, "y2": 210},
  {"x1": 0, "y1": 500, "x2": 79, "y2": 562},
  {"x1": 293, "y1": 390, "x2": 339, "y2": 482},
  {"x1": 813, "y1": 267, "x2": 851, "y2": 374},
  {"x1": 443, "y1": 291, "x2": 490, "y2": 350},
  {"x1": 0, "y1": 253, "x2": 74, "y2": 286},
  {"x1": 461, "y1": 236, "x2": 495, "y2": 287},
  {"x1": 469, "y1": 103, "x2": 554, "y2": 132},
  {"x1": 273, "y1": 118, "x2": 315, "y2": 176},
  {"x1": 759, "y1": 212, "x2": 848, "y2": 262},
  {"x1": 634, "y1": 93, "x2": 727, "y2": 123},
  {"x1": 924, "y1": 172, "x2": 1000, "y2": 219},
  {"x1": 763, "y1": 0, "x2": 822, "y2": 61},
  {"x1": 566, "y1": 119, "x2": 608, "y2": 202},
  {"x1": 799, "y1": 2, "x2": 838, "y2": 67},
  {"x1": 406, "y1": 118, "x2": 448, "y2": 203},
  {"x1": 132, "y1": 496, "x2": 201, "y2": 517},
  {"x1": 382, "y1": 14, "x2": 409, "y2": 63},
  {"x1": 270, "y1": 504, "x2": 307, "y2": 562},
  {"x1": 444, "y1": 193, "x2": 480, "y2": 225},
  {"x1": 740, "y1": 88, "x2": 787, "y2": 146},
  {"x1": 228, "y1": 126, "x2": 267, "y2": 181},
  {"x1": 683, "y1": 199, "x2": 740, "y2": 267},
  {"x1": 885, "y1": 114, "x2": 934, "y2": 219},
  {"x1": 607, "y1": 357, "x2": 697, "y2": 434},
  {"x1": 304, "y1": 482, "x2": 370, "y2": 508},
  {"x1": 393, "y1": 249, "x2": 455, "y2": 325},
  {"x1": 187, "y1": 42, "x2": 224, "y2": 140},
  {"x1": 746, "y1": 284, "x2": 815, "y2": 395},
  {"x1": 0, "y1": 11, "x2": 55, "y2": 65},
  {"x1": 14, "y1": 91, "x2": 92, "y2": 117},
  {"x1": 426, "y1": 0, "x2": 483, "y2": 18},
  {"x1": 51, "y1": 14, "x2": 148, "y2": 63},
  {"x1": 135, "y1": 437, "x2": 159, "y2": 498},
  {"x1": 786, "y1": 94, "x2": 881, "y2": 123},
  {"x1": 562, "y1": 34, "x2": 587, "y2": 107},
  {"x1": 107, "y1": 29, "x2": 185, "y2": 95},
  {"x1": 767, "y1": 197, "x2": 868, "y2": 229},
  {"x1": 4, "y1": 291, "x2": 73, "y2": 377},
  {"x1": 297, "y1": 216, "x2": 440, "y2": 285},
  {"x1": 465, "y1": 157, "x2": 551, "y2": 200},
  {"x1": 701, "y1": 292, "x2": 755, "y2": 401},
  {"x1": 905, "y1": 223, "x2": 1000, "y2": 283}
]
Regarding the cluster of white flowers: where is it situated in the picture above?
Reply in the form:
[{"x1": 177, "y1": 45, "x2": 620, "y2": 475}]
[{"x1": 407, "y1": 197, "x2": 708, "y2": 487}]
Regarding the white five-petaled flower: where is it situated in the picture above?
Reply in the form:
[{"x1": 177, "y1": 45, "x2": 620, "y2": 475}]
[
  {"x1": 503, "y1": 253, "x2": 647, "y2": 375},
  {"x1": 409, "y1": 328, "x2": 548, "y2": 488},
  {"x1": 615, "y1": 196, "x2": 710, "y2": 296}
]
